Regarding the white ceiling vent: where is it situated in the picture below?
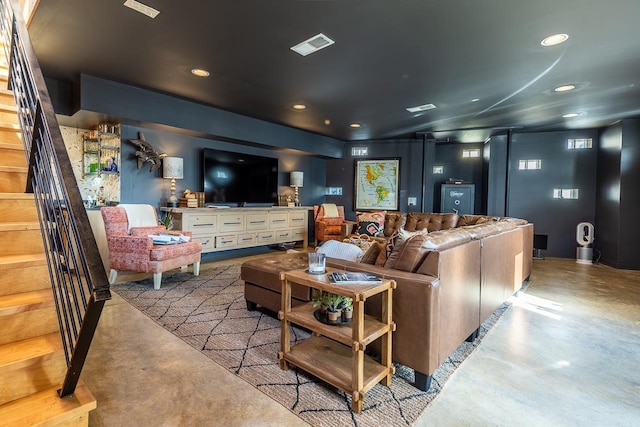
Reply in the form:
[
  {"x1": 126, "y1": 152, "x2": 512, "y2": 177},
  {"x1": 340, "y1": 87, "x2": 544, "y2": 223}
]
[
  {"x1": 123, "y1": 0, "x2": 160, "y2": 19},
  {"x1": 290, "y1": 33, "x2": 335, "y2": 56},
  {"x1": 406, "y1": 103, "x2": 437, "y2": 113}
]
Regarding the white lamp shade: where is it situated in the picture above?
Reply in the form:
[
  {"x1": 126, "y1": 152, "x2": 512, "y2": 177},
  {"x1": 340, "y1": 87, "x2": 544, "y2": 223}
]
[
  {"x1": 290, "y1": 171, "x2": 303, "y2": 187},
  {"x1": 163, "y1": 157, "x2": 184, "y2": 179}
]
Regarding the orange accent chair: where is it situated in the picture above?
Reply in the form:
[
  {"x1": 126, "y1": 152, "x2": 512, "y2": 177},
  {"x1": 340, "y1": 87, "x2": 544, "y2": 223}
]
[
  {"x1": 101, "y1": 204, "x2": 202, "y2": 290},
  {"x1": 313, "y1": 204, "x2": 353, "y2": 245}
]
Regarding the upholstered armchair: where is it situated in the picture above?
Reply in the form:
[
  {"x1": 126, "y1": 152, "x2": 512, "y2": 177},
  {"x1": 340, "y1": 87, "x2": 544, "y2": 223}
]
[
  {"x1": 313, "y1": 204, "x2": 353, "y2": 245},
  {"x1": 101, "y1": 204, "x2": 202, "y2": 290}
]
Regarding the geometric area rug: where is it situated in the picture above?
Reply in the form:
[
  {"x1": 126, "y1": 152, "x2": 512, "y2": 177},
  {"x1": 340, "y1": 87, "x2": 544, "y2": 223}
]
[{"x1": 111, "y1": 263, "x2": 513, "y2": 427}]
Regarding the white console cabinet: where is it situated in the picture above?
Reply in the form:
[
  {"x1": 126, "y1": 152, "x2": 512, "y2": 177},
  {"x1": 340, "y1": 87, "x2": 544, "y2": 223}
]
[{"x1": 162, "y1": 207, "x2": 309, "y2": 253}]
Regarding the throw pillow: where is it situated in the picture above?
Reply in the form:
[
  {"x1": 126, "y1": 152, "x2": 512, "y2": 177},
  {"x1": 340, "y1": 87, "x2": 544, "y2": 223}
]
[
  {"x1": 360, "y1": 242, "x2": 384, "y2": 265},
  {"x1": 356, "y1": 211, "x2": 386, "y2": 237},
  {"x1": 316, "y1": 240, "x2": 363, "y2": 262},
  {"x1": 375, "y1": 228, "x2": 400, "y2": 266}
]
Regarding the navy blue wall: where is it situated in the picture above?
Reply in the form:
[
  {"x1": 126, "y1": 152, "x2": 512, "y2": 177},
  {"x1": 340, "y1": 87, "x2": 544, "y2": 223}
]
[
  {"x1": 507, "y1": 130, "x2": 599, "y2": 258},
  {"x1": 118, "y1": 125, "x2": 327, "y2": 210}
]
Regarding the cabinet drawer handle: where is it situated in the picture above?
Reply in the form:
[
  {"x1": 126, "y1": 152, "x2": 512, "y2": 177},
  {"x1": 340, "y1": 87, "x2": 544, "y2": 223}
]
[
  {"x1": 224, "y1": 222, "x2": 242, "y2": 225},
  {"x1": 291, "y1": 218, "x2": 303, "y2": 222},
  {"x1": 193, "y1": 223, "x2": 214, "y2": 227},
  {"x1": 249, "y1": 221, "x2": 266, "y2": 224},
  {"x1": 272, "y1": 219, "x2": 286, "y2": 222},
  {"x1": 262, "y1": 234, "x2": 273, "y2": 238}
]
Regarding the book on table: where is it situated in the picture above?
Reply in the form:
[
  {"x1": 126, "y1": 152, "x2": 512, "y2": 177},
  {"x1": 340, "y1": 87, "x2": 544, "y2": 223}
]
[{"x1": 328, "y1": 272, "x2": 382, "y2": 284}]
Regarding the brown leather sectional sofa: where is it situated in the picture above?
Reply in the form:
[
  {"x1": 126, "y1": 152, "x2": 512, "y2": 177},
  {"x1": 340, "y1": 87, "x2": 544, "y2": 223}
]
[{"x1": 241, "y1": 212, "x2": 533, "y2": 392}]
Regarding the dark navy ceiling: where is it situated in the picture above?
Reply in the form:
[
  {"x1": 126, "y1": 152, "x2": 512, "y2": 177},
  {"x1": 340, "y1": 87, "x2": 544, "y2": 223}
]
[{"x1": 28, "y1": 0, "x2": 640, "y2": 142}]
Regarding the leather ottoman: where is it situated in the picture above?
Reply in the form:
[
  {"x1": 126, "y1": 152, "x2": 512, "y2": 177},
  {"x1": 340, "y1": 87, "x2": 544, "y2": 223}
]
[{"x1": 241, "y1": 253, "x2": 310, "y2": 313}]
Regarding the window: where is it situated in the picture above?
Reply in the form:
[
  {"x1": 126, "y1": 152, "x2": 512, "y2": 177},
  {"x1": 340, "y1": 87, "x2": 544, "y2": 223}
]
[
  {"x1": 518, "y1": 159, "x2": 542, "y2": 170},
  {"x1": 433, "y1": 165, "x2": 444, "y2": 174},
  {"x1": 567, "y1": 138, "x2": 592, "y2": 149},
  {"x1": 351, "y1": 146, "x2": 368, "y2": 156},
  {"x1": 553, "y1": 188, "x2": 579, "y2": 199},
  {"x1": 462, "y1": 149, "x2": 480, "y2": 158}
]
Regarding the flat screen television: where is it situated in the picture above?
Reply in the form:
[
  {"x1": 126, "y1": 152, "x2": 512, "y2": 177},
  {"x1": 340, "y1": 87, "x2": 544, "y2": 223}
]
[{"x1": 202, "y1": 148, "x2": 278, "y2": 206}]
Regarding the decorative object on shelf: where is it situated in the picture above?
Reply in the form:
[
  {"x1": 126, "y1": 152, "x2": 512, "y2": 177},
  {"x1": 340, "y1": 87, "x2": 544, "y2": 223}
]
[
  {"x1": 312, "y1": 290, "x2": 353, "y2": 324},
  {"x1": 290, "y1": 171, "x2": 303, "y2": 206},
  {"x1": 108, "y1": 156, "x2": 118, "y2": 172},
  {"x1": 127, "y1": 131, "x2": 166, "y2": 172},
  {"x1": 354, "y1": 158, "x2": 400, "y2": 211},
  {"x1": 163, "y1": 157, "x2": 184, "y2": 207},
  {"x1": 182, "y1": 189, "x2": 198, "y2": 208}
]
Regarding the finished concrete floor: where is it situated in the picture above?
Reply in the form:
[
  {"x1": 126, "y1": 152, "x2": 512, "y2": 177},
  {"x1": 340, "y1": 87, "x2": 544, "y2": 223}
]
[{"x1": 82, "y1": 253, "x2": 640, "y2": 426}]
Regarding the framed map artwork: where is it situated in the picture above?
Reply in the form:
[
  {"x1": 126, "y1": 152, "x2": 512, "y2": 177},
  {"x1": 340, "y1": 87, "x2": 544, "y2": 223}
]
[{"x1": 354, "y1": 158, "x2": 400, "y2": 211}]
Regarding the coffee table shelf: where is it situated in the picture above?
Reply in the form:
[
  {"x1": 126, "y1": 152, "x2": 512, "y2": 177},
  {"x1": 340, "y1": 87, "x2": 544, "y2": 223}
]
[
  {"x1": 288, "y1": 303, "x2": 390, "y2": 346},
  {"x1": 286, "y1": 336, "x2": 389, "y2": 395},
  {"x1": 278, "y1": 268, "x2": 395, "y2": 413}
]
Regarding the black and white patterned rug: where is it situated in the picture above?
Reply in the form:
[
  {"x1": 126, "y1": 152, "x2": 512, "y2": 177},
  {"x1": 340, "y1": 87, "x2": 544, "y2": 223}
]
[{"x1": 112, "y1": 263, "x2": 513, "y2": 427}]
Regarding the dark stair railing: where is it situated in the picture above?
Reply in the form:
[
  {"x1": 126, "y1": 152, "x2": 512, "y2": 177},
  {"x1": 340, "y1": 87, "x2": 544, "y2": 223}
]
[{"x1": 0, "y1": 0, "x2": 111, "y2": 397}]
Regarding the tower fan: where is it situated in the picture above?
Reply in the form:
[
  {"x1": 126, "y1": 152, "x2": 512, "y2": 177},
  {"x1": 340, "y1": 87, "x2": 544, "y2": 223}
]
[{"x1": 576, "y1": 222, "x2": 594, "y2": 264}]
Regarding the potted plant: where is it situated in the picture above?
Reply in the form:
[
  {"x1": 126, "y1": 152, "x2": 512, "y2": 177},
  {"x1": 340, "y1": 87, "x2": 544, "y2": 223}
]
[
  {"x1": 324, "y1": 292, "x2": 344, "y2": 322},
  {"x1": 341, "y1": 297, "x2": 353, "y2": 321},
  {"x1": 160, "y1": 209, "x2": 173, "y2": 230}
]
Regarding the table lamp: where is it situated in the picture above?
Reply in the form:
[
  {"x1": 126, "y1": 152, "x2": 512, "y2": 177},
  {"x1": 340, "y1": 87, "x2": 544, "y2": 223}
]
[
  {"x1": 290, "y1": 171, "x2": 303, "y2": 206},
  {"x1": 163, "y1": 157, "x2": 184, "y2": 207}
]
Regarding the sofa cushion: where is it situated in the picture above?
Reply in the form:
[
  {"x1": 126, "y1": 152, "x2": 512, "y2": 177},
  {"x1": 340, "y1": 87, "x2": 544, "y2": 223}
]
[
  {"x1": 404, "y1": 212, "x2": 459, "y2": 232},
  {"x1": 384, "y1": 234, "x2": 431, "y2": 272},
  {"x1": 383, "y1": 212, "x2": 407, "y2": 237},
  {"x1": 356, "y1": 211, "x2": 386, "y2": 236},
  {"x1": 461, "y1": 223, "x2": 502, "y2": 239},
  {"x1": 380, "y1": 228, "x2": 430, "y2": 269}
]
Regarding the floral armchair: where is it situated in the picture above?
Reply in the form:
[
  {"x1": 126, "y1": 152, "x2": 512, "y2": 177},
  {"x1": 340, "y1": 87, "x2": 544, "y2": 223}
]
[
  {"x1": 101, "y1": 204, "x2": 202, "y2": 290},
  {"x1": 313, "y1": 204, "x2": 352, "y2": 245}
]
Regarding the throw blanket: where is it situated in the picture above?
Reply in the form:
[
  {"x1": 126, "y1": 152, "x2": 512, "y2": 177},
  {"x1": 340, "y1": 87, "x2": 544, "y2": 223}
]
[
  {"x1": 119, "y1": 204, "x2": 158, "y2": 233},
  {"x1": 321, "y1": 203, "x2": 339, "y2": 218},
  {"x1": 317, "y1": 240, "x2": 363, "y2": 262}
]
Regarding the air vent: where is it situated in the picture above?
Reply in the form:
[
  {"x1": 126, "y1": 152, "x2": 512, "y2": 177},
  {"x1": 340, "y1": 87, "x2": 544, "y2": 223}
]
[
  {"x1": 406, "y1": 103, "x2": 437, "y2": 113},
  {"x1": 123, "y1": 0, "x2": 160, "y2": 19},
  {"x1": 291, "y1": 33, "x2": 335, "y2": 56}
]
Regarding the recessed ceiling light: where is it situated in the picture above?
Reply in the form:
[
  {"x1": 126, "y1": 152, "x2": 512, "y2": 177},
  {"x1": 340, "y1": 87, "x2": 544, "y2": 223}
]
[
  {"x1": 123, "y1": 0, "x2": 160, "y2": 19},
  {"x1": 471, "y1": 98, "x2": 480, "y2": 102},
  {"x1": 350, "y1": 123, "x2": 361, "y2": 128},
  {"x1": 324, "y1": 119, "x2": 331, "y2": 125},
  {"x1": 541, "y1": 33, "x2": 569, "y2": 47},
  {"x1": 554, "y1": 84, "x2": 576, "y2": 92},
  {"x1": 191, "y1": 68, "x2": 210, "y2": 77},
  {"x1": 406, "y1": 103, "x2": 436, "y2": 113},
  {"x1": 562, "y1": 112, "x2": 580, "y2": 118},
  {"x1": 292, "y1": 104, "x2": 307, "y2": 110}
]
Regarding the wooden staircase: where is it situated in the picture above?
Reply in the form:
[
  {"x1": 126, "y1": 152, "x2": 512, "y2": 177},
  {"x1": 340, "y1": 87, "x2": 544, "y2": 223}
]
[{"x1": 0, "y1": 58, "x2": 97, "y2": 425}]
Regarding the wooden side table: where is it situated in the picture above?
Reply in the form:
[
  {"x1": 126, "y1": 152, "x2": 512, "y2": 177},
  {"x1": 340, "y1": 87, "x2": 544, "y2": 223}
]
[{"x1": 278, "y1": 268, "x2": 396, "y2": 413}]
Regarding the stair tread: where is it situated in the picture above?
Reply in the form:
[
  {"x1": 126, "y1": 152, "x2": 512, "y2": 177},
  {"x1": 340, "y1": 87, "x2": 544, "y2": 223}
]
[
  {"x1": 0, "y1": 192, "x2": 34, "y2": 200},
  {"x1": 0, "y1": 222, "x2": 40, "y2": 231},
  {"x1": 0, "y1": 332, "x2": 60, "y2": 367},
  {"x1": 0, "y1": 289, "x2": 53, "y2": 315},
  {"x1": 0, "y1": 141, "x2": 23, "y2": 149},
  {"x1": 0, "y1": 253, "x2": 47, "y2": 270},
  {"x1": 0, "y1": 382, "x2": 96, "y2": 425},
  {"x1": 0, "y1": 165, "x2": 27, "y2": 172}
]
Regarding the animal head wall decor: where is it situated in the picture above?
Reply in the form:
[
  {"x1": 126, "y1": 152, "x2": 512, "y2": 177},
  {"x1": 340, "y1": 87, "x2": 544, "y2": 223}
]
[{"x1": 127, "y1": 131, "x2": 167, "y2": 172}]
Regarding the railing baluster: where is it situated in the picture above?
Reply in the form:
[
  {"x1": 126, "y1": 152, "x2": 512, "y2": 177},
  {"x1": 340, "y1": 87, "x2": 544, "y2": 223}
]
[{"x1": 0, "y1": 0, "x2": 111, "y2": 397}]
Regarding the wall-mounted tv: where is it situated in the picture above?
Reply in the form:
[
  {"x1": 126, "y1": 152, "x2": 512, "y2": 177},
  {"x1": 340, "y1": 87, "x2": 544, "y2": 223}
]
[{"x1": 202, "y1": 148, "x2": 278, "y2": 206}]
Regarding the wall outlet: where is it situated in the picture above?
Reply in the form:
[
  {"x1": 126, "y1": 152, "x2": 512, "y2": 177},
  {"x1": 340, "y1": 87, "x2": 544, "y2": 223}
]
[{"x1": 408, "y1": 197, "x2": 417, "y2": 206}]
